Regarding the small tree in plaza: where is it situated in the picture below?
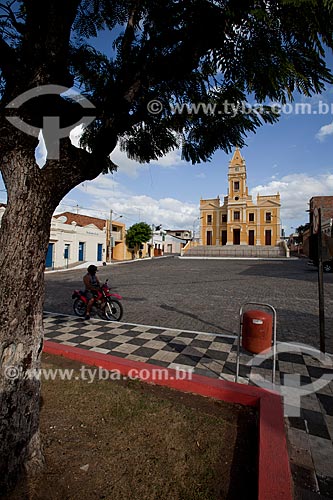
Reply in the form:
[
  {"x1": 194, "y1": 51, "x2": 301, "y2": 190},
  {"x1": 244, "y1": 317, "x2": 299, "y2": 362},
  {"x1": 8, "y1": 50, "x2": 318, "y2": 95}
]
[
  {"x1": 0, "y1": 0, "x2": 333, "y2": 492},
  {"x1": 296, "y1": 223, "x2": 311, "y2": 245},
  {"x1": 126, "y1": 222, "x2": 152, "y2": 257}
]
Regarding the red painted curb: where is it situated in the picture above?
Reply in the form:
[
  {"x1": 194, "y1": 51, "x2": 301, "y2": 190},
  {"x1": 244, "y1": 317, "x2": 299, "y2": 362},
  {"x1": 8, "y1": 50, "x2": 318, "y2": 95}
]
[
  {"x1": 258, "y1": 394, "x2": 292, "y2": 500},
  {"x1": 44, "y1": 340, "x2": 293, "y2": 500}
]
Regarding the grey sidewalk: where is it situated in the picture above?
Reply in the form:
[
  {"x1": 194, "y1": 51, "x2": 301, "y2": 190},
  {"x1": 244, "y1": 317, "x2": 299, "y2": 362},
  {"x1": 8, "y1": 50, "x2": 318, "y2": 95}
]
[{"x1": 44, "y1": 312, "x2": 333, "y2": 499}]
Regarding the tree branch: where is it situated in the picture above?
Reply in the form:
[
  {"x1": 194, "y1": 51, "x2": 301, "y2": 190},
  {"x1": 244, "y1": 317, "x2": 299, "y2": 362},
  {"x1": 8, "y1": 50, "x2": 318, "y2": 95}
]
[
  {"x1": 0, "y1": 35, "x2": 16, "y2": 79},
  {"x1": 0, "y1": 3, "x2": 25, "y2": 34},
  {"x1": 40, "y1": 136, "x2": 117, "y2": 206},
  {"x1": 119, "y1": 2, "x2": 141, "y2": 63},
  {"x1": 20, "y1": 0, "x2": 82, "y2": 87}
]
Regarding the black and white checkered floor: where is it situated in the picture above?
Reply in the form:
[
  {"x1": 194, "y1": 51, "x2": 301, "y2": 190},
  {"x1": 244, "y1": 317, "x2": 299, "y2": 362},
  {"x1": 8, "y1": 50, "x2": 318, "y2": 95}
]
[{"x1": 44, "y1": 312, "x2": 333, "y2": 499}]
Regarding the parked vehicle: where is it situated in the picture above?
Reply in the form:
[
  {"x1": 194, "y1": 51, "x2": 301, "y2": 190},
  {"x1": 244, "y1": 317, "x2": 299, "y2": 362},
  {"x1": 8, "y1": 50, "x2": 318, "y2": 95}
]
[
  {"x1": 72, "y1": 279, "x2": 123, "y2": 321},
  {"x1": 308, "y1": 258, "x2": 333, "y2": 273},
  {"x1": 323, "y1": 259, "x2": 333, "y2": 273}
]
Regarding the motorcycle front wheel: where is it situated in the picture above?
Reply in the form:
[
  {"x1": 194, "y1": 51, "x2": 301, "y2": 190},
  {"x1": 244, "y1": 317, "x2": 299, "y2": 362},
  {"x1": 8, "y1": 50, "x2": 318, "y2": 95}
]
[
  {"x1": 104, "y1": 299, "x2": 123, "y2": 321},
  {"x1": 73, "y1": 298, "x2": 87, "y2": 317}
]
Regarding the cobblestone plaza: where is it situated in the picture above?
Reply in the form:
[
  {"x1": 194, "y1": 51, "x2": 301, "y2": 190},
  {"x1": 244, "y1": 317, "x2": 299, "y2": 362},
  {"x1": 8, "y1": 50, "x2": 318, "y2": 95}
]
[{"x1": 45, "y1": 257, "x2": 333, "y2": 353}]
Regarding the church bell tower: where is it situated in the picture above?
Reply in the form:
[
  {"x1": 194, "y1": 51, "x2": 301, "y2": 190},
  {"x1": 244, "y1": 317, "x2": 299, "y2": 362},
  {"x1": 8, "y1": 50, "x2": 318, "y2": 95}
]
[{"x1": 228, "y1": 146, "x2": 248, "y2": 201}]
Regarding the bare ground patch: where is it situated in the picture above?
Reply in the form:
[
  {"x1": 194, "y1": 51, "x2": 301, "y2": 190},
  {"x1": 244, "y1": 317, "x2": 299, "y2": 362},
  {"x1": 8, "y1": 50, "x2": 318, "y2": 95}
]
[{"x1": 7, "y1": 354, "x2": 258, "y2": 500}]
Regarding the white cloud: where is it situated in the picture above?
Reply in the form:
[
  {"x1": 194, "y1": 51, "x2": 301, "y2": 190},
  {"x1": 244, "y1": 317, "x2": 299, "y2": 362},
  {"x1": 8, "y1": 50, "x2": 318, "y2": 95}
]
[
  {"x1": 316, "y1": 121, "x2": 333, "y2": 142},
  {"x1": 251, "y1": 172, "x2": 333, "y2": 233},
  {"x1": 151, "y1": 149, "x2": 184, "y2": 167},
  {"x1": 76, "y1": 175, "x2": 121, "y2": 197},
  {"x1": 109, "y1": 144, "x2": 147, "y2": 178},
  {"x1": 110, "y1": 144, "x2": 185, "y2": 178},
  {"x1": 61, "y1": 174, "x2": 199, "y2": 230}
]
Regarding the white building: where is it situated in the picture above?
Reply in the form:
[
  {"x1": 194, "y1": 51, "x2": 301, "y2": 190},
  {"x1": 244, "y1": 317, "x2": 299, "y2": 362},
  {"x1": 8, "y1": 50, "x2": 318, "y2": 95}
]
[
  {"x1": 0, "y1": 206, "x2": 112, "y2": 268},
  {"x1": 149, "y1": 230, "x2": 187, "y2": 256},
  {"x1": 165, "y1": 229, "x2": 192, "y2": 242},
  {"x1": 47, "y1": 213, "x2": 107, "y2": 269}
]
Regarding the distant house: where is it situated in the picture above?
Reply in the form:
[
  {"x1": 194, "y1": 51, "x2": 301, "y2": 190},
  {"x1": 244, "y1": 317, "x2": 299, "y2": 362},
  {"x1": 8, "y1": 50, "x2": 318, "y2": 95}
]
[
  {"x1": 0, "y1": 207, "x2": 131, "y2": 268},
  {"x1": 48, "y1": 212, "x2": 108, "y2": 269},
  {"x1": 165, "y1": 229, "x2": 192, "y2": 242},
  {"x1": 164, "y1": 234, "x2": 187, "y2": 254},
  {"x1": 106, "y1": 218, "x2": 128, "y2": 261},
  {"x1": 308, "y1": 197, "x2": 333, "y2": 239},
  {"x1": 309, "y1": 196, "x2": 333, "y2": 223},
  {"x1": 147, "y1": 230, "x2": 187, "y2": 256},
  {"x1": 53, "y1": 212, "x2": 106, "y2": 231},
  {"x1": 304, "y1": 196, "x2": 333, "y2": 261}
]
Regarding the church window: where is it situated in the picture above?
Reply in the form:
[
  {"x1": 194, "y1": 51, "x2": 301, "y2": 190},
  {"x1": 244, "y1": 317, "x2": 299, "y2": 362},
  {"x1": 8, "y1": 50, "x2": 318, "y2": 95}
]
[
  {"x1": 234, "y1": 211, "x2": 240, "y2": 221},
  {"x1": 266, "y1": 212, "x2": 272, "y2": 222},
  {"x1": 234, "y1": 181, "x2": 240, "y2": 191},
  {"x1": 207, "y1": 214, "x2": 212, "y2": 224},
  {"x1": 249, "y1": 213, "x2": 254, "y2": 222}
]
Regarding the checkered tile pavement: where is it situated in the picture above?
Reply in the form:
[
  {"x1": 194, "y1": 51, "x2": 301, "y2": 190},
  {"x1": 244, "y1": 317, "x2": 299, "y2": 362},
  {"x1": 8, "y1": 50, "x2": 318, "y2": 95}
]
[{"x1": 44, "y1": 312, "x2": 333, "y2": 499}]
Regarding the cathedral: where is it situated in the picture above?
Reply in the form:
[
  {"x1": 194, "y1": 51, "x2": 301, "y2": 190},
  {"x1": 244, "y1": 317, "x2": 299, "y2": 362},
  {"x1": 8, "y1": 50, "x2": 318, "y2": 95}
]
[{"x1": 199, "y1": 148, "x2": 281, "y2": 247}]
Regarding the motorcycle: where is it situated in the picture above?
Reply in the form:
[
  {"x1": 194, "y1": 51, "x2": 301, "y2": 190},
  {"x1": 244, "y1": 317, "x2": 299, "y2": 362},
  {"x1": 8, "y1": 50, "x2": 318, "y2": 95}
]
[{"x1": 72, "y1": 279, "x2": 123, "y2": 321}]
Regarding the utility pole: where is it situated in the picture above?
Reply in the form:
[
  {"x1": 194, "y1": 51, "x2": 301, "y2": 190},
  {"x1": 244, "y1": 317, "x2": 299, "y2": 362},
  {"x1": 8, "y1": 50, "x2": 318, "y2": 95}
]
[
  {"x1": 109, "y1": 209, "x2": 112, "y2": 263},
  {"x1": 317, "y1": 208, "x2": 325, "y2": 352}
]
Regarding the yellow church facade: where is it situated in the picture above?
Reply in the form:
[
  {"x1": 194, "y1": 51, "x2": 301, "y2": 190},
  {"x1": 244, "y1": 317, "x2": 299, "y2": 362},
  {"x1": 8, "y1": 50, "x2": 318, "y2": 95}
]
[{"x1": 200, "y1": 148, "x2": 281, "y2": 247}]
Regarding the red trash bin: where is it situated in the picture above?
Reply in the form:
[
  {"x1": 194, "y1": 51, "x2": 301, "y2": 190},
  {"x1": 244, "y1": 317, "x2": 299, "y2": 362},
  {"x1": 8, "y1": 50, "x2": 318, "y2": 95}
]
[{"x1": 242, "y1": 310, "x2": 273, "y2": 354}]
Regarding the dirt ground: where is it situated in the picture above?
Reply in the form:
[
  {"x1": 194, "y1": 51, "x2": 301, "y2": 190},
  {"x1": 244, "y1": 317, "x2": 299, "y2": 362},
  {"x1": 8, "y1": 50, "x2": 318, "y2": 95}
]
[{"x1": 7, "y1": 354, "x2": 258, "y2": 500}]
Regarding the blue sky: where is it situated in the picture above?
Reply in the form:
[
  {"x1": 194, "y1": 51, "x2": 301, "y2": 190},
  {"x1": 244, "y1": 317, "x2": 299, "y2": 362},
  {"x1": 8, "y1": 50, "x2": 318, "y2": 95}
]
[{"x1": 0, "y1": 45, "x2": 332, "y2": 237}]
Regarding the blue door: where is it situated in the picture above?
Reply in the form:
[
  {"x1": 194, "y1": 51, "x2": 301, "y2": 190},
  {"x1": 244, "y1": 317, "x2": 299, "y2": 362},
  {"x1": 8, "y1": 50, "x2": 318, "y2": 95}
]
[
  {"x1": 78, "y1": 242, "x2": 85, "y2": 261},
  {"x1": 46, "y1": 243, "x2": 54, "y2": 268},
  {"x1": 97, "y1": 243, "x2": 103, "y2": 261},
  {"x1": 64, "y1": 244, "x2": 70, "y2": 260}
]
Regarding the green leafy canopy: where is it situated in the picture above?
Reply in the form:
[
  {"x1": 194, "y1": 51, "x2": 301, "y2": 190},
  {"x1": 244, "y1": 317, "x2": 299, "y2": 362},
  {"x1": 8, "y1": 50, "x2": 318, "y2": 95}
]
[
  {"x1": 0, "y1": 0, "x2": 333, "y2": 170},
  {"x1": 126, "y1": 222, "x2": 152, "y2": 249}
]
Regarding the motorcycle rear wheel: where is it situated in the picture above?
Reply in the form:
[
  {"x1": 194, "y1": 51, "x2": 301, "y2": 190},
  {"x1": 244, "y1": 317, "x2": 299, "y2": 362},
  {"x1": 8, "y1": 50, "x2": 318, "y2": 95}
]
[
  {"x1": 104, "y1": 299, "x2": 123, "y2": 321},
  {"x1": 73, "y1": 298, "x2": 86, "y2": 317}
]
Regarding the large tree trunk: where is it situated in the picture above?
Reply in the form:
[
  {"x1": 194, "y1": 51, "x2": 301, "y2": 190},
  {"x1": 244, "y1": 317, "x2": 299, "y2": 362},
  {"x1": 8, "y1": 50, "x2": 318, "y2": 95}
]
[
  {"x1": 0, "y1": 132, "x2": 114, "y2": 493},
  {"x1": 0, "y1": 1, "x2": 120, "y2": 493},
  {"x1": 0, "y1": 149, "x2": 59, "y2": 494}
]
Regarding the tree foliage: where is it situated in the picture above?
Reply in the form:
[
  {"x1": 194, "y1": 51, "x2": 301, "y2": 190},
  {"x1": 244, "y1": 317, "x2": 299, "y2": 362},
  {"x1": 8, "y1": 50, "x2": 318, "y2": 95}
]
[
  {"x1": 1, "y1": 0, "x2": 333, "y2": 170},
  {"x1": 126, "y1": 222, "x2": 152, "y2": 249},
  {"x1": 296, "y1": 223, "x2": 311, "y2": 242}
]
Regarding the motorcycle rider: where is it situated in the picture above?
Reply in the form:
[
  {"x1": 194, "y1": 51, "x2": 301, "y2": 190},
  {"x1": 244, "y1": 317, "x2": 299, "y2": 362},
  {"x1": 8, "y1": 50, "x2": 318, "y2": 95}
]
[{"x1": 83, "y1": 265, "x2": 101, "y2": 320}]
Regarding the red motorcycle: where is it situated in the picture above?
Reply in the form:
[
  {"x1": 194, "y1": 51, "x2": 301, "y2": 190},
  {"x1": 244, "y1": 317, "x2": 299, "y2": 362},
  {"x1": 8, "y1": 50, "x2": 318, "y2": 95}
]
[{"x1": 72, "y1": 279, "x2": 123, "y2": 321}]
